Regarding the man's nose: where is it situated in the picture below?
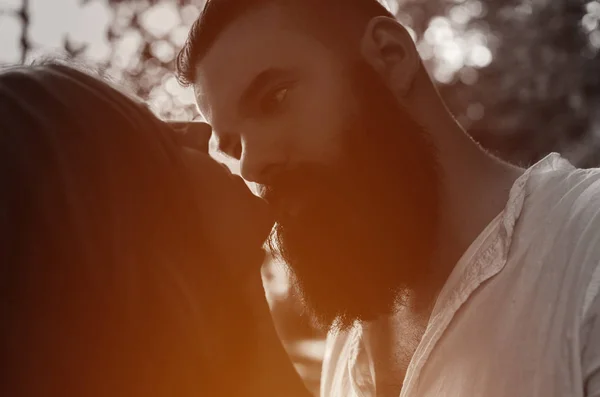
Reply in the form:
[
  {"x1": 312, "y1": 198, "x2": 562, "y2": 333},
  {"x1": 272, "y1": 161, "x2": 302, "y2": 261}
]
[
  {"x1": 239, "y1": 147, "x2": 286, "y2": 185},
  {"x1": 169, "y1": 121, "x2": 212, "y2": 153}
]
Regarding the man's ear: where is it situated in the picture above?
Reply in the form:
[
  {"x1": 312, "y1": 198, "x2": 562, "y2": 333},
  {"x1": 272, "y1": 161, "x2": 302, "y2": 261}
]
[{"x1": 360, "y1": 16, "x2": 420, "y2": 97}]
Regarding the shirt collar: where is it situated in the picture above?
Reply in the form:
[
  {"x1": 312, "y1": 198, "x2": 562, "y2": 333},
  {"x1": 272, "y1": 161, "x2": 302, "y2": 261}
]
[
  {"x1": 400, "y1": 153, "x2": 576, "y2": 396},
  {"x1": 432, "y1": 152, "x2": 575, "y2": 317}
]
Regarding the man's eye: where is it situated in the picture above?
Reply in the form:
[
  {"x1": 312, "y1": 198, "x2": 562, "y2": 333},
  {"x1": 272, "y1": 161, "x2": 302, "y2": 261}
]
[{"x1": 259, "y1": 87, "x2": 289, "y2": 115}]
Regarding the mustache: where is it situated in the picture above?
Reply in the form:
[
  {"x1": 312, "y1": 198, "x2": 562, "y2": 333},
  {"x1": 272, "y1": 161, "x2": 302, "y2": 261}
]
[{"x1": 260, "y1": 164, "x2": 337, "y2": 208}]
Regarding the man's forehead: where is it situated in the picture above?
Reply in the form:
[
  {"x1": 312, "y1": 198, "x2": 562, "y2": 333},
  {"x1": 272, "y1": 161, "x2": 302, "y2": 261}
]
[
  {"x1": 199, "y1": 3, "x2": 299, "y2": 65},
  {"x1": 193, "y1": 4, "x2": 317, "y2": 122}
]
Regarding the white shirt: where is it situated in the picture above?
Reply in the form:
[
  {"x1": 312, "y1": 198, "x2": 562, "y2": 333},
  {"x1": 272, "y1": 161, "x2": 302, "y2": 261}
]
[{"x1": 320, "y1": 153, "x2": 600, "y2": 397}]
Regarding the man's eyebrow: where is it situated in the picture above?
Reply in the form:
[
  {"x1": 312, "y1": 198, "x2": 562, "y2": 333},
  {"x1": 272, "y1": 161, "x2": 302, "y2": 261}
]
[
  {"x1": 238, "y1": 68, "x2": 289, "y2": 110},
  {"x1": 214, "y1": 68, "x2": 291, "y2": 158}
]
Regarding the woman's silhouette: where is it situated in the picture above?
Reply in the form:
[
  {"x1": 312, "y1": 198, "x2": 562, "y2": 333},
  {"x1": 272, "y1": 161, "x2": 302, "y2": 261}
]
[{"x1": 0, "y1": 63, "x2": 310, "y2": 397}]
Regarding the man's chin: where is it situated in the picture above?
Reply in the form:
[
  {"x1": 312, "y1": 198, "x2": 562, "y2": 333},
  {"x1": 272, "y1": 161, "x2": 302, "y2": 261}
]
[{"x1": 290, "y1": 280, "x2": 400, "y2": 332}]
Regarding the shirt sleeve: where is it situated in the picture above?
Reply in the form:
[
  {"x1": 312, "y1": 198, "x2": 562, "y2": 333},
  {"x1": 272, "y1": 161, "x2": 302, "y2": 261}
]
[{"x1": 582, "y1": 283, "x2": 600, "y2": 397}]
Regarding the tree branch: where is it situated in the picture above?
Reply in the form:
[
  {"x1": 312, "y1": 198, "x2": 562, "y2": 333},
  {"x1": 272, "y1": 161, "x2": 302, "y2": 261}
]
[{"x1": 17, "y1": 0, "x2": 31, "y2": 64}]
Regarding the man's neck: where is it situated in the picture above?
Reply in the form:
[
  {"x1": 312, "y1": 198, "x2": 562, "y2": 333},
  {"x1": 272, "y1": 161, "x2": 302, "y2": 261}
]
[
  {"x1": 404, "y1": 133, "x2": 523, "y2": 319},
  {"x1": 397, "y1": 71, "x2": 525, "y2": 313},
  {"x1": 433, "y1": 119, "x2": 524, "y2": 302}
]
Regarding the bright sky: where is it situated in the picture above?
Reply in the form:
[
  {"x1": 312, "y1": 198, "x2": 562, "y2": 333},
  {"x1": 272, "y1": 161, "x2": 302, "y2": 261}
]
[
  {"x1": 0, "y1": 0, "x2": 199, "y2": 119},
  {"x1": 1, "y1": 0, "x2": 111, "y2": 64}
]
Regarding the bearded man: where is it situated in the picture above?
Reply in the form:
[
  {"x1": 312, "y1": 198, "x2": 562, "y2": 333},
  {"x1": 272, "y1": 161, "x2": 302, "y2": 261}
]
[{"x1": 176, "y1": 1, "x2": 600, "y2": 396}]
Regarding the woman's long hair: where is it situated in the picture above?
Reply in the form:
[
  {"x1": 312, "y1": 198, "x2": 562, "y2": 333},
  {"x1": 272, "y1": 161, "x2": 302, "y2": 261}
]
[{"x1": 0, "y1": 64, "x2": 255, "y2": 396}]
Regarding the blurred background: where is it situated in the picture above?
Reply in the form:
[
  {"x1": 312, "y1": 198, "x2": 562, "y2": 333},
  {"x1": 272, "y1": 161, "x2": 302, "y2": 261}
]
[{"x1": 1, "y1": 0, "x2": 599, "y2": 394}]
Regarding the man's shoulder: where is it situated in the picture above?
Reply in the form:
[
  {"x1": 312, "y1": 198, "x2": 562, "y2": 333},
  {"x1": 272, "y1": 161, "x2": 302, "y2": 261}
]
[
  {"x1": 525, "y1": 164, "x2": 600, "y2": 227},
  {"x1": 517, "y1": 162, "x2": 600, "y2": 256},
  {"x1": 518, "y1": 164, "x2": 600, "y2": 313}
]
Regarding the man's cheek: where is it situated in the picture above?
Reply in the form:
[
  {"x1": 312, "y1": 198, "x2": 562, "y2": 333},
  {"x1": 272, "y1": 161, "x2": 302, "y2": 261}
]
[
  {"x1": 289, "y1": 121, "x2": 345, "y2": 165},
  {"x1": 304, "y1": 106, "x2": 348, "y2": 164}
]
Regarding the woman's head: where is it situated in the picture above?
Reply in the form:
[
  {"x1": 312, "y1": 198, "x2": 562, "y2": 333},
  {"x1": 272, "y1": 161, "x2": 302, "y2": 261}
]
[{"x1": 0, "y1": 63, "x2": 273, "y2": 396}]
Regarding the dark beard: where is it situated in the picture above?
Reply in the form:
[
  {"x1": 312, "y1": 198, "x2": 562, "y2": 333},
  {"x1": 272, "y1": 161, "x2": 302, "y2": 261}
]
[{"x1": 267, "y1": 62, "x2": 440, "y2": 331}]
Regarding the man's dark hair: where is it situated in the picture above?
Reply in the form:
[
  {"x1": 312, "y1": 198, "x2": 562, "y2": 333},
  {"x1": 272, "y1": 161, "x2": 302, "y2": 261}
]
[{"x1": 176, "y1": 0, "x2": 395, "y2": 86}]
